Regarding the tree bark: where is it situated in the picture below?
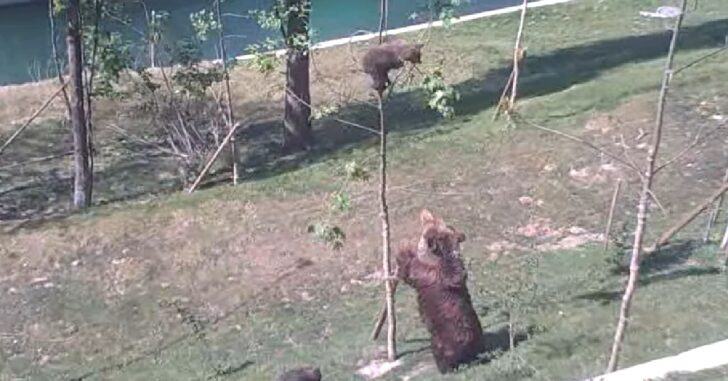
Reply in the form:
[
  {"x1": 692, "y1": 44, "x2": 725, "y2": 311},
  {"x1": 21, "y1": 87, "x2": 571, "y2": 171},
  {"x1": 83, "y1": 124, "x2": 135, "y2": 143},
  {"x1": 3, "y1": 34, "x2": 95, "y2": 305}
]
[
  {"x1": 282, "y1": 0, "x2": 313, "y2": 152},
  {"x1": 378, "y1": 0, "x2": 388, "y2": 44},
  {"x1": 377, "y1": 93, "x2": 397, "y2": 361},
  {"x1": 66, "y1": 0, "x2": 92, "y2": 209},
  {"x1": 606, "y1": 0, "x2": 687, "y2": 372},
  {"x1": 508, "y1": 0, "x2": 528, "y2": 109},
  {"x1": 215, "y1": 0, "x2": 239, "y2": 185},
  {"x1": 47, "y1": 0, "x2": 72, "y2": 116}
]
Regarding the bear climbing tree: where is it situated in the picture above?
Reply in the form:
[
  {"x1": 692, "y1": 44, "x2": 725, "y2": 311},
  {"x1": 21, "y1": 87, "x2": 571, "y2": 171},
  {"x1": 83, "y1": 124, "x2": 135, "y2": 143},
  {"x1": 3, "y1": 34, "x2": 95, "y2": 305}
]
[{"x1": 396, "y1": 210, "x2": 486, "y2": 373}]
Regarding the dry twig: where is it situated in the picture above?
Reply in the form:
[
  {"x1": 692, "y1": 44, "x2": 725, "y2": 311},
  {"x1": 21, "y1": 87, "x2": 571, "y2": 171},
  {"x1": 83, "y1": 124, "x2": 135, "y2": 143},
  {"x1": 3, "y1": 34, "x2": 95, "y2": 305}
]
[
  {"x1": 0, "y1": 83, "x2": 68, "y2": 156},
  {"x1": 604, "y1": 179, "x2": 623, "y2": 250}
]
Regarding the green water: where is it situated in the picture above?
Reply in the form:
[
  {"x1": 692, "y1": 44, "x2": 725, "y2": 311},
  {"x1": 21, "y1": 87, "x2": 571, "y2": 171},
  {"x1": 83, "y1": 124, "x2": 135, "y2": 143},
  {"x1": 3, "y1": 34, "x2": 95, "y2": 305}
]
[{"x1": 0, "y1": 0, "x2": 519, "y2": 85}]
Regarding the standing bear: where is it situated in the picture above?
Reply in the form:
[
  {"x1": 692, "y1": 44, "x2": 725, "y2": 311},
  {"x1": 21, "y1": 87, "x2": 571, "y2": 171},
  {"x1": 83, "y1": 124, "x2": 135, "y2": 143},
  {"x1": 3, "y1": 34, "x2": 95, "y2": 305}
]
[{"x1": 396, "y1": 209, "x2": 485, "y2": 373}]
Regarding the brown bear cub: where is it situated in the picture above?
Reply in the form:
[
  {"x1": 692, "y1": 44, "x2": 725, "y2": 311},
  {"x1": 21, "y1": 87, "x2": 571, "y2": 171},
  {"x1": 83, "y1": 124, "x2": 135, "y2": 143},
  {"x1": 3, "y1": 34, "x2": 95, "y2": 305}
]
[
  {"x1": 362, "y1": 39, "x2": 423, "y2": 93},
  {"x1": 396, "y1": 210, "x2": 485, "y2": 373},
  {"x1": 276, "y1": 367, "x2": 321, "y2": 381}
]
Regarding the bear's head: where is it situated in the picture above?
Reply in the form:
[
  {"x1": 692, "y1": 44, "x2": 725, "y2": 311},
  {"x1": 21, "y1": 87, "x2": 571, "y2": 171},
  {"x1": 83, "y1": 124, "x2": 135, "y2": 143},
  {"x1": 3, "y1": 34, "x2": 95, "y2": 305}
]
[
  {"x1": 416, "y1": 209, "x2": 466, "y2": 262},
  {"x1": 400, "y1": 43, "x2": 424, "y2": 64}
]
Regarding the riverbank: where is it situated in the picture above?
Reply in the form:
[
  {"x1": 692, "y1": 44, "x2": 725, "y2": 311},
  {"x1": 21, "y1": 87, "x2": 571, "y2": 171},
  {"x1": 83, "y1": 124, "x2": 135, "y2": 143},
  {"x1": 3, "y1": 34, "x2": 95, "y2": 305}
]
[
  {"x1": 0, "y1": 0, "x2": 571, "y2": 130},
  {"x1": 0, "y1": 0, "x2": 526, "y2": 86}
]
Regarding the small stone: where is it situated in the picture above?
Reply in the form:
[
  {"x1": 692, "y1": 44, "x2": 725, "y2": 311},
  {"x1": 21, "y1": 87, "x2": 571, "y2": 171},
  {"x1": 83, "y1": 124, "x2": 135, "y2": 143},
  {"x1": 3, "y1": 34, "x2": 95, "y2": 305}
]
[{"x1": 518, "y1": 196, "x2": 534, "y2": 207}]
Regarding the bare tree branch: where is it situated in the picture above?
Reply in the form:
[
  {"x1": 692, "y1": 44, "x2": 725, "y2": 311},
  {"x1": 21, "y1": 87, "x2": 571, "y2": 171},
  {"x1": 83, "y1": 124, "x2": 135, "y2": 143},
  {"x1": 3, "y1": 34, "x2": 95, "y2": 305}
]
[
  {"x1": 513, "y1": 115, "x2": 641, "y2": 173},
  {"x1": 646, "y1": 181, "x2": 728, "y2": 254},
  {"x1": 215, "y1": 0, "x2": 240, "y2": 185},
  {"x1": 606, "y1": 1, "x2": 687, "y2": 372},
  {"x1": 285, "y1": 88, "x2": 381, "y2": 135},
  {"x1": 0, "y1": 83, "x2": 68, "y2": 156}
]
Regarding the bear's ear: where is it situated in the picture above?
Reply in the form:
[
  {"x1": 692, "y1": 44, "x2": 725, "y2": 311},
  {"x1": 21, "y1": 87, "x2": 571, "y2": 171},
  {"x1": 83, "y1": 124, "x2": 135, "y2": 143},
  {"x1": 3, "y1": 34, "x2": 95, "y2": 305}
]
[
  {"x1": 415, "y1": 43, "x2": 424, "y2": 50},
  {"x1": 456, "y1": 231, "x2": 466, "y2": 243},
  {"x1": 420, "y1": 209, "x2": 436, "y2": 226}
]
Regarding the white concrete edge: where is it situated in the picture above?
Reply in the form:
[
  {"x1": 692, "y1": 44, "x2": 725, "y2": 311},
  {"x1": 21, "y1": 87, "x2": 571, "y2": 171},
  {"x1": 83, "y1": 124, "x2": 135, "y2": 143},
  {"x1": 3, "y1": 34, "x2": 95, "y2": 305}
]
[
  {"x1": 586, "y1": 339, "x2": 728, "y2": 381},
  {"x1": 234, "y1": 0, "x2": 576, "y2": 61}
]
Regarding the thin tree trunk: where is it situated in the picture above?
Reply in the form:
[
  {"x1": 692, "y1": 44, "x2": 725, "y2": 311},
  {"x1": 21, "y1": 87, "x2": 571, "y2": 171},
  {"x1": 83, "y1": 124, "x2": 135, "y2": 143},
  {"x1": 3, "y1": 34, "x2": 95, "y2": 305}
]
[
  {"x1": 282, "y1": 0, "x2": 313, "y2": 152},
  {"x1": 48, "y1": 0, "x2": 72, "y2": 115},
  {"x1": 371, "y1": 280, "x2": 398, "y2": 341},
  {"x1": 150, "y1": 42, "x2": 156, "y2": 68},
  {"x1": 378, "y1": 92, "x2": 397, "y2": 361},
  {"x1": 508, "y1": 0, "x2": 528, "y2": 109},
  {"x1": 721, "y1": 222, "x2": 728, "y2": 270},
  {"x1": 606, "y1": 1, "x2": 687, "y2": 372},
  {"x1": 215, "y1": 0, "x2": 239, "y2": 185},
  {"x1": 83, "y1": 0, "x2": 102, "y2": 204},
  {"x1": 66, "y1": 0, "x2": 92, "y2": 209},
  {"x1": 703, "y1": 170, "x2": 728, "y2": 242},
  {"x1": 378, "y1": 0, "x2": 388, "y2": 44},
  {"x1": 604, "y1": 179, "x2": 623, "y2": 250}
]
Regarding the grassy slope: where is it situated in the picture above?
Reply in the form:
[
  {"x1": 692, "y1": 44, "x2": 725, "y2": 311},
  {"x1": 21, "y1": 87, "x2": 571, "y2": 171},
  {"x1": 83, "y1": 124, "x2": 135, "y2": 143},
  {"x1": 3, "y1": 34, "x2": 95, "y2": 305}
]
[{"x1": 1, "y1": 0, "x2": 728, "y2": 380}]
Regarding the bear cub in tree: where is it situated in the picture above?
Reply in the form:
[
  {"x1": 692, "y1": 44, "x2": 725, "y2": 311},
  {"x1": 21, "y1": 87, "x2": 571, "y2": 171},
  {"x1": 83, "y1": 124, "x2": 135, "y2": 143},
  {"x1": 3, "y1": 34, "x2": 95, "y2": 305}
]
[
  {"x1": 396, "y1": 209, "x2": 485, "y2": 373},
  {"x1": 362, "y1": 39, "x2": 423, "y2": 93},
  {"x1": 276, "y1": 367, "x2": 321, "y2": 381}
]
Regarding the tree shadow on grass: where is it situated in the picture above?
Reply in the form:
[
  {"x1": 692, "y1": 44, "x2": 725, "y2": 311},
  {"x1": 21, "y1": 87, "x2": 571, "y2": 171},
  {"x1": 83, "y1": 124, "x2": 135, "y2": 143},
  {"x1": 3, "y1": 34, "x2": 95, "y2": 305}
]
[
  {"x1": 576, "y1": 240, "x2": 723, "y2": 304},
  {"x1": 236, "y1": 18, "x2": 728, "y2": 183},
  {"x1": 482, "y1": 325, "x2": 533, "y2": 357}
]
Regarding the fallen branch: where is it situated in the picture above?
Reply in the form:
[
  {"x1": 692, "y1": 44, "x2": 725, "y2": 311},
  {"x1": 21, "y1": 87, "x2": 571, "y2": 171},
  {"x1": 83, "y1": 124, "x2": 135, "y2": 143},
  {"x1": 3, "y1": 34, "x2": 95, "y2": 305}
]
[
  {"x1": 0, "y1": 83, "x2": 68, "y2": 156},
  {"x1": 0, "y1": 151, "x2": 72, "y2": 171},
  {"x1": 371, "y1": 278, "x2": 398, "y2": 341},
  {"x1": 187, "y1": 122, "x2": 242, "y2": 194},
  {"x1": 646, "y1": 181, "x2": 728, "y2": 254}
]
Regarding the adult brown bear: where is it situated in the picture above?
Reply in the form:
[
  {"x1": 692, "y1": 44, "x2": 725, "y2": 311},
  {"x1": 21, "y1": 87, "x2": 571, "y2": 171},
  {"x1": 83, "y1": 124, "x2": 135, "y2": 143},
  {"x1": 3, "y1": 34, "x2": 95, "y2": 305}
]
[{"x1": 396, "y1": 209, "x2": 485, "y2": 373}]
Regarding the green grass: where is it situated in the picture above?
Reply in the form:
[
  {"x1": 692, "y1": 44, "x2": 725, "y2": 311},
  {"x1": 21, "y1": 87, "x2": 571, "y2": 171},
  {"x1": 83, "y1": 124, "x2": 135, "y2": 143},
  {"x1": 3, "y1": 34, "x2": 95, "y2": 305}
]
[{"x1": 67, "y1": 245, "x2": 728, "y2": 380}]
